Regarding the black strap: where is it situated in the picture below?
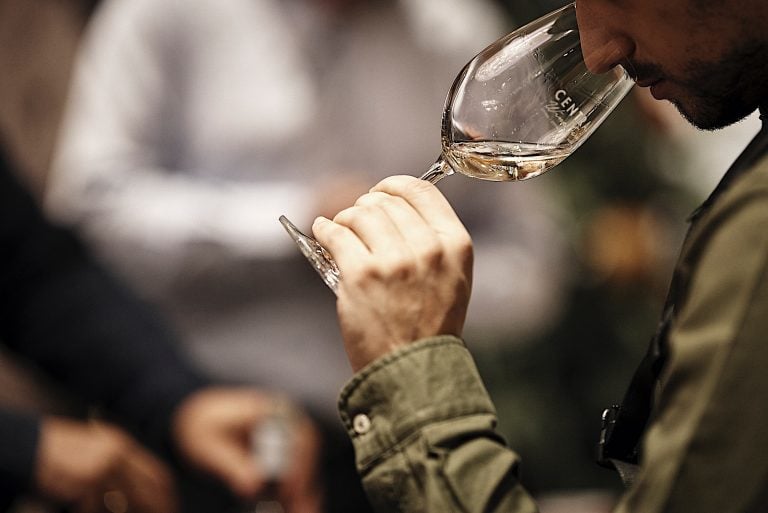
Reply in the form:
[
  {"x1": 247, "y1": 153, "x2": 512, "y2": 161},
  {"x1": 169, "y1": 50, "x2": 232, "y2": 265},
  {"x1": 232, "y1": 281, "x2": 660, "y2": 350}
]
[{"x1": 597, "y1": 306, "x2": 669, "y2": 470}]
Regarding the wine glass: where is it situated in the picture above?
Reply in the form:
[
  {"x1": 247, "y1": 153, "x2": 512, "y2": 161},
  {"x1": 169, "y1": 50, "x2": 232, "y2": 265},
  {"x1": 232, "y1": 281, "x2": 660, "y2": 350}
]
[{"x1": 280, "y1": 2, "x2": 633, "y2": 294}]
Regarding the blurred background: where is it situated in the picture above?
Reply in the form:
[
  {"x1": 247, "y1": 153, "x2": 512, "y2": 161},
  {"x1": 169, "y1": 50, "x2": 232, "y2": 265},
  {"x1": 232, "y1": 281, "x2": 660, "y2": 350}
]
[{"x1": 0, "y1": 0, "x2": 761, "y2": 512}]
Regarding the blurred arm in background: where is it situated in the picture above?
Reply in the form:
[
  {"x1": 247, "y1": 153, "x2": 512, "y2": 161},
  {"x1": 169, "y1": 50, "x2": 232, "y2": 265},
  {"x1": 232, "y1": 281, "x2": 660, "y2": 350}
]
[{"x1": 1, "y1": 147, "x2": 303, "y2": 512}]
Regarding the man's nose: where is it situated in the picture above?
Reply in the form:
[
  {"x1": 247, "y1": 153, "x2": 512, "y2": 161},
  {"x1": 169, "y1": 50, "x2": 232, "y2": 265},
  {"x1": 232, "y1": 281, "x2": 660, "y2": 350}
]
[
  {"x1": 576, "y1": 6, "x2": 633, "y2": 74},
  {"x1": 582, "y1": 34, "x2": 633, "y2": 74}
]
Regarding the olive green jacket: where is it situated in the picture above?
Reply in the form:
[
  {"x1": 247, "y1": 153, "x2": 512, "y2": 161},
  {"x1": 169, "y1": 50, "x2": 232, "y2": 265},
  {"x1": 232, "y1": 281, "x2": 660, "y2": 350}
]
[{"x1": 338, "y1": 150, "x2": 768, "y2": 512}]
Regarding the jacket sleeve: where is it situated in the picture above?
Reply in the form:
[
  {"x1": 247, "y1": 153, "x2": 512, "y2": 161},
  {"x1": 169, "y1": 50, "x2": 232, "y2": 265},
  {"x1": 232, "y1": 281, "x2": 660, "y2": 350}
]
[
  {"x1": 0, "y1": 150, "x2": 207, "y2": 455},
  {"x1": 338, "y1": 336, "x2": 539, "y2": 513}
]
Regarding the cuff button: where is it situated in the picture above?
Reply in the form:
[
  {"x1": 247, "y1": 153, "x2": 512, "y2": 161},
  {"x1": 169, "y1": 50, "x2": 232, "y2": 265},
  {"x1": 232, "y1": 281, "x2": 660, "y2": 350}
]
[{"x1": 353, "y1": 413, "x2": 372, "y2": 435}]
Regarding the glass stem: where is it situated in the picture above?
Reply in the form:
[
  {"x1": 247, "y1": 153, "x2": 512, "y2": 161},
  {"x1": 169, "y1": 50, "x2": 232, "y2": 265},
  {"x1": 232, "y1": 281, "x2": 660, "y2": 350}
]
[{"x1": 419, "y1": 156, "x2": 454, "y2": 184}]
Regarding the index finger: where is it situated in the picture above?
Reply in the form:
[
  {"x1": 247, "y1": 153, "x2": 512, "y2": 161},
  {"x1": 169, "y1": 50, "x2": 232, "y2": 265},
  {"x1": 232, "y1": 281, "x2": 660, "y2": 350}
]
[{"x1": 369, "y1": 175, "x2": 469, "y2": 239}]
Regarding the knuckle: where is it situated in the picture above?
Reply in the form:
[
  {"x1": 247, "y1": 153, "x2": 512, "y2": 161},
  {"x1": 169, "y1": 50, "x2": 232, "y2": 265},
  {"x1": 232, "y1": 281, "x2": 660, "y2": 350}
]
[
  {"x1": 406, "y1": 177, "x2": 436, "y2": 196},
  {"x1": 345, "y1": 255, "x2": 416, "y2": 287},
  {"x1": 375, "y1": 175, "x2": 433, "y2": 198},
  {"x1": 451, "y1": 233, "x2": 474, "y2": 260},
  {"x1": 343, "y1": 259, "x2": 379, "y2": 285},
  {"x1": 419, "y1": 242, "x2": 445, "y2": 266},
  {"x1": 347, "y1": 267, "x2": 380, "y2": 291},
  {"x1": 388, "y1": 260, "x2": 415, "y2": 281},
  {"x1": 355, "y1": 191, "x2": 388, "y2": 207},
  {"x1": 332, "y1": 208, "x2": 353, "y2": 225},
  {"x1": 378, "y1": 174, "x2": 415, "y2": 188},
  {"x1": 334, "y1": 204, "x2": 369, "y2": 226}
]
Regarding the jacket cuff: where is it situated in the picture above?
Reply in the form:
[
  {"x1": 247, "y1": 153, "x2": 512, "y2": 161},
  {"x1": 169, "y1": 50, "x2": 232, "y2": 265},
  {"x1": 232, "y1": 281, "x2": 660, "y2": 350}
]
[{"x1": 338, "y1": 336, "x2": 496, "y2": 471}]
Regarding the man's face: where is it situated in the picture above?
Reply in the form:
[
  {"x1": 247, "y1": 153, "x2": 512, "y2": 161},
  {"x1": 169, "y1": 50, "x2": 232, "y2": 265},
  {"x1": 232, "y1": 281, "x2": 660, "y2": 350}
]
[{"x1": 575, "y1": 0, "x2": 768, "y2": 130}]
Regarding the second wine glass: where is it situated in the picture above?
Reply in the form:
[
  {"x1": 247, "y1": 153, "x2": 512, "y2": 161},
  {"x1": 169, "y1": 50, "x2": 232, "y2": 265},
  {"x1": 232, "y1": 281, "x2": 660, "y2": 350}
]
[{"x1": 281, "y1": 2, "x2": 634, "y2": 294}]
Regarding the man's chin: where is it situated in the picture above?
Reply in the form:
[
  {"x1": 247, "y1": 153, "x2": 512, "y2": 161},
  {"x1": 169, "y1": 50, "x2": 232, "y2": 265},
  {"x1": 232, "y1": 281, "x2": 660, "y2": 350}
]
[
  {"x1": 674, "y1": 105, "x2": 722, "y2": 131},
  {"x1": 672, "y1": 97, "x2": 755, "y2": 131}
]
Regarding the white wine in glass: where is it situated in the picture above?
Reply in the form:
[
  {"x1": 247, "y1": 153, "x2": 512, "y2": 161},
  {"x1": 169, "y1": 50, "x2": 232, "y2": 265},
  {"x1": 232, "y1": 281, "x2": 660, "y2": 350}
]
[{"x1": 280, "y1": 2, "x2": 634, "y2": 293}]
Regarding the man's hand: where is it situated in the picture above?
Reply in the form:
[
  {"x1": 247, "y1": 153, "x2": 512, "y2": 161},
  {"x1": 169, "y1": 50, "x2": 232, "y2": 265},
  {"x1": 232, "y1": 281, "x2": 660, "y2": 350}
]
[
  {"x1": 35, "y1": 417, "x2": 177, "y2": 513},
  {"x1": 172, "y1": 388, "x2": 322, "y2": 513},
  {"x1": 313, "y1": 175, "x2": 474, "y2": 372}
]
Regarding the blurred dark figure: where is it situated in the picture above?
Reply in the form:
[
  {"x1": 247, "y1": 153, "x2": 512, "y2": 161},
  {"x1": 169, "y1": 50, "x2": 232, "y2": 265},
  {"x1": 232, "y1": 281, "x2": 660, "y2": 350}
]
[
  {"x1": 0, "y1": 2, "x2": 321, "y2": 513},
  {"x1": 0, "y1": 141, "x2": 325, "y2": 513}
]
